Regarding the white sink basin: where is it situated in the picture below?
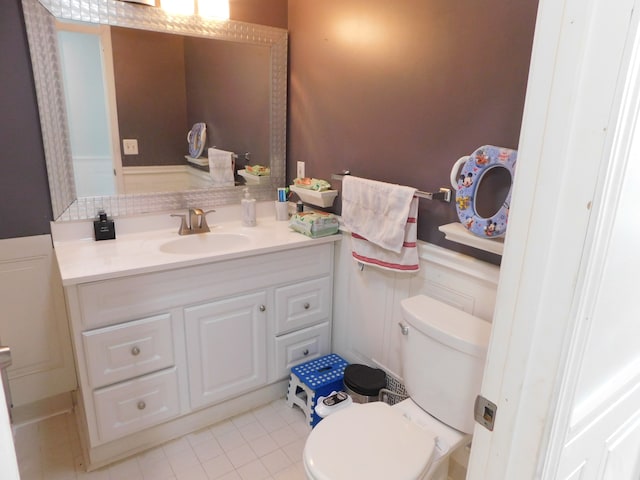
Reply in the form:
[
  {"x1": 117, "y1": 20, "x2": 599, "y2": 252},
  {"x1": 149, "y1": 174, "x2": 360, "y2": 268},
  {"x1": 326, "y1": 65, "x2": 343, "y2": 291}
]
[{"x1": 160, "y1": 233, "x2": 252, "y2": 254}]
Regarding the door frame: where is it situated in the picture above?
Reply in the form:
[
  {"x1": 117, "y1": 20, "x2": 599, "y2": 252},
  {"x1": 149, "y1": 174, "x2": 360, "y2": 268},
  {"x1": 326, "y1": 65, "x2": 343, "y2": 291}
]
[{"x1": 467, "y1": 0, "x2": 639, "y2": 478}]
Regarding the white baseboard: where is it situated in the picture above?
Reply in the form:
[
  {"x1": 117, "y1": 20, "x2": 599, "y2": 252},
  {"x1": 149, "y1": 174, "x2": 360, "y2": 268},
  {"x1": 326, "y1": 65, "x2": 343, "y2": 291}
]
[{"x1": 11, "y1": 391, "x2": 74, "y2": 427}]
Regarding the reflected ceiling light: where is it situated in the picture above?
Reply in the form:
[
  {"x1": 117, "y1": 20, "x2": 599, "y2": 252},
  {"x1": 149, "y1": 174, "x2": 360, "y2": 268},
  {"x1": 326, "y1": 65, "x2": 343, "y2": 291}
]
[
  {"x1": 198, "y1": 0, "x2": 229, "y2": 19},
  {"x1": 159, "y1": 0, "x2": 229, "y2": 19},
  {"x1": 161, "y1": 0, "x2": 194, "y2": 15}
]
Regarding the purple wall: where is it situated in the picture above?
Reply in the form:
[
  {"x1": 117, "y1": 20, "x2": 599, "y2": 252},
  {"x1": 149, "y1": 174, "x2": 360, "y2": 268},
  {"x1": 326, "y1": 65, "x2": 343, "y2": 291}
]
[
  {"x1": 287, "y1": 0, "x2": 539, "y2": 263},
  {"x1": 0, "y1": 0, "x2": 53, "y2": 238},
  {"x1": 231, "y1": 0, "x2": 287, "y2": 28},
  {"x1": 5, "y1": 0, "x2": 536, "y2": 263}
]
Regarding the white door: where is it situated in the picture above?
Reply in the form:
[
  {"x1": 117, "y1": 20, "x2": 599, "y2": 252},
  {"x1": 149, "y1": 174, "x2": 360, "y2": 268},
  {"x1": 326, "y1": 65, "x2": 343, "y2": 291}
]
[
  {"x1": 56, "y1": 22, "x2": 123, "y2": 196},
  {"x1": 468, "y1": 0, "x2": 640, "y2": 478}
]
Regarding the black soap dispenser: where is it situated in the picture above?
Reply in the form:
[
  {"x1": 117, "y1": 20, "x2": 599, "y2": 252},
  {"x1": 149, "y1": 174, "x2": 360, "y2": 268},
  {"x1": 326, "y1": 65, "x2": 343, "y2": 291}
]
[{"x1": 93, "y1": 210, "x2": 116, "y2": 241}]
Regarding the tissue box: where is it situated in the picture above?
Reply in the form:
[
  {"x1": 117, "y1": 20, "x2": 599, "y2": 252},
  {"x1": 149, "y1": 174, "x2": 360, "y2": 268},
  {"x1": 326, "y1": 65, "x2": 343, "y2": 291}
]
[{"x1": 289, "y1": 211, "x2": 339, "y2": 238}]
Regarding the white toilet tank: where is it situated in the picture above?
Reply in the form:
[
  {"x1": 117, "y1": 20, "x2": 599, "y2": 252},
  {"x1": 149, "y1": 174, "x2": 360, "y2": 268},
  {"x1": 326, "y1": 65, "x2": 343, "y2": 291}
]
[{"x1": 400, "y1": 295, "x2": 491, "y2": 434}]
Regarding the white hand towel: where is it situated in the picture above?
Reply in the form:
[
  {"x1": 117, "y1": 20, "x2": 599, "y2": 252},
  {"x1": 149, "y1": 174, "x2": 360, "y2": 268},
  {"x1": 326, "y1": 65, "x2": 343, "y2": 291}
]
[
  {"x1": 208, "y1": 148, "x2": 235, "y2": 187},
  {"x1": 350, "y1": 197, "x2": 419, "y2": 272},
  {"x1": 341, "y1": 176, "x2": 416, "y2": 253}
]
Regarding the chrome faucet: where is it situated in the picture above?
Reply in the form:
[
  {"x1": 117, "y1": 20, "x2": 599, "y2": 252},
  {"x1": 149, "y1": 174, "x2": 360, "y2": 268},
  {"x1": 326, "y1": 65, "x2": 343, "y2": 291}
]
[{"x1": 171, "y1": 208, "x2": 215, "y2": 235}]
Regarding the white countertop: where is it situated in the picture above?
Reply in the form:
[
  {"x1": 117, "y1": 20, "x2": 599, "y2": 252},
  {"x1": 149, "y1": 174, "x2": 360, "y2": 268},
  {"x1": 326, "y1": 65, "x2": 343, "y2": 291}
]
[{"x1": 52, "y1": 204, "x2": 341, "y2": 286}]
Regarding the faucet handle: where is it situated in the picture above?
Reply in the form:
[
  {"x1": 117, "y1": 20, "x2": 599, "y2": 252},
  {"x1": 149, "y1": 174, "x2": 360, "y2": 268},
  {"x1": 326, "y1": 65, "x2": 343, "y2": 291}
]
[
  {"x1": 170, "y1": 214, "x2": 190, "y2": 235},
  {"x1": 188, "y1": 208, "x2": 204, "y2": 233},
  {"x1": 199, "y1": 209, "x2": 216, "y2": 233}
]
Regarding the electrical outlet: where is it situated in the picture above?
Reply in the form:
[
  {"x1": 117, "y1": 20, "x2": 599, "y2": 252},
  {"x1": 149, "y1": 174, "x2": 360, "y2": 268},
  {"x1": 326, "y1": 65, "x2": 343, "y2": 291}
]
[
  {"x1": 297, "y1": 161, "x2": 305, "y2": 179},
  {"x1": 122, "y1": 139, "x2": 139, "y2": 155}
]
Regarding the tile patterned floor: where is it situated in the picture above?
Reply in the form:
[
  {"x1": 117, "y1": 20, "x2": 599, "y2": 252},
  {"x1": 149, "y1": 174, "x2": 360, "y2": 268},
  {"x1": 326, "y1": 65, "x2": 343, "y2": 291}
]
[{"x1": 14, "y1": 398, "x2": 310, "y2": 480}]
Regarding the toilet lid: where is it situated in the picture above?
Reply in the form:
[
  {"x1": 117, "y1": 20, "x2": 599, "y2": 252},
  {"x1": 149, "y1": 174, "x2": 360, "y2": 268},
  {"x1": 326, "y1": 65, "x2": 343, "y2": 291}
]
[{"x1": 304, "y1": 402, "x2": 436, "y2": 480}]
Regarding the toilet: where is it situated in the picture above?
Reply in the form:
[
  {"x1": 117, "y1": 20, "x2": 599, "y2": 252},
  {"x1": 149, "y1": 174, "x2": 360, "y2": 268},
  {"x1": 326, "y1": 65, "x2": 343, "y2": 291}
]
[{"x1": 303, "y1": 294, "x2": 492, "y2": 480}]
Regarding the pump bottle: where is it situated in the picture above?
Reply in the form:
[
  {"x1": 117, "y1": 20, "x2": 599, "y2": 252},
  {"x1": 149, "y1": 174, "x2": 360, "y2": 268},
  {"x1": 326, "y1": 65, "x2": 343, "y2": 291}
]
[{"x1": 241, "y1": 188, "x2": 256, "y2": 227}]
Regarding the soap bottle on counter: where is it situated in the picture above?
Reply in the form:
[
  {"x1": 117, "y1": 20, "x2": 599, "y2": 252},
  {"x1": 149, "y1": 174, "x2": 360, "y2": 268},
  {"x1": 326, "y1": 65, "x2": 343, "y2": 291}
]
[{"x1": 241, "y1": 187, "x2": 256, "y2": 227}]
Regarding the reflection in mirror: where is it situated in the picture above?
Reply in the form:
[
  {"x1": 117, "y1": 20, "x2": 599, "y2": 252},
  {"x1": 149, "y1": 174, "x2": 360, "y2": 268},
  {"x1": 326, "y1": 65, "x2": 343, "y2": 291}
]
[
  {"x1": 57, "y1": 24, "x2": 116, "y2": 197},
  {"x1": 22, "y1": 0, "x2": 287, "y2": 220},
  {"x1": 57, "y1": 22, "x2": 271, "y2": 196}
]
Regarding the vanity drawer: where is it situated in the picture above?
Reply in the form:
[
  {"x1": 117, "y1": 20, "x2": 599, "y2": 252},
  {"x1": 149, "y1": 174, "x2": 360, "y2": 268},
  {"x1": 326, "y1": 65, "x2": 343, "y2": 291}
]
[
  {"x1": 82, "y1": 313, "x2": 174, "y2": 389},
  {"x1": 274, "y1": 322, "x2": 330, "y2": 380},
  {"x1": 93, "y1": 367, "x2": 180, "y2": 444},
  {"x1": 275, "y1": 276, "x2": 332, "y2": 335}
]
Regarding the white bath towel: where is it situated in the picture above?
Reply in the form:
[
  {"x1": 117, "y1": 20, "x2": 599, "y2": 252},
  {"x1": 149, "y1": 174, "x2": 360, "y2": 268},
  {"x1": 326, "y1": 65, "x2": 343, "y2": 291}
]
[
  {"x1": 208, "y1": 148, "x2": 235, "y2": 187},
  {"x1": 342, "y1": 176, "x2": 419, "y2": 272},
  {"x1": 350, "y1": 197, "x2": 420, "y2": 272},
  {"x1": 341, "y1": 176, "x2": 416, "y2": 253}
]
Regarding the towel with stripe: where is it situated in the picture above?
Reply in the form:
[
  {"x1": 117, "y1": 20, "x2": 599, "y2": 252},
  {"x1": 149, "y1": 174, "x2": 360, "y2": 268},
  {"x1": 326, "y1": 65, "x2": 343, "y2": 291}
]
[{"x1": 341, "y1": 176, "x2": 420, "y2": 272}]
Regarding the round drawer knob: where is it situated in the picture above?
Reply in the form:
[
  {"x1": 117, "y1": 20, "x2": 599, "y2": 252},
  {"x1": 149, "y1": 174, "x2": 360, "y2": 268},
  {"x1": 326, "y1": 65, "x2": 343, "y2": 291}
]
[
  {"x1": 303, "y1": 302, "x2": 310, "y2": 310},
  {"x1": 131, "y1": 346, "x2": 141, "y2": 356},
  {"x1": 137, "y1": 401, "x2": 146, "y2": 410},
  {"x1": 303, "y1": 349, "x2": 309, "y2": 356},
  {"x1": 259, "y1": 305, "x2": 266, "y2": 312}
]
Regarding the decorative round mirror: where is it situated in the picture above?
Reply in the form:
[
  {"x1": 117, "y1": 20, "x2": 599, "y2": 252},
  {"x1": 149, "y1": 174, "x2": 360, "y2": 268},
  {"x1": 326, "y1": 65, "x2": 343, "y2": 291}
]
[{"x1": 449, "y1": 145, "x2": 517, "y2": 238}]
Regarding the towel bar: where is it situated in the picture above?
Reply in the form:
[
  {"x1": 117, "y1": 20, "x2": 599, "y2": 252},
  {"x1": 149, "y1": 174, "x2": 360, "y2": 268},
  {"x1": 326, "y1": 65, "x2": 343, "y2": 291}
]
[{"x1": 331, "y1": 172, "x2": 451, "y2": 203}]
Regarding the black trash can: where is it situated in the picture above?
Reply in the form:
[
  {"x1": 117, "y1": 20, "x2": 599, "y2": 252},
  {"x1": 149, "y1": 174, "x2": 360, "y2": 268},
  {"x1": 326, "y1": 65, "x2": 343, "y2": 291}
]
[{"x1": 343, "y1": 364, "x2": 386, "y2": 403}]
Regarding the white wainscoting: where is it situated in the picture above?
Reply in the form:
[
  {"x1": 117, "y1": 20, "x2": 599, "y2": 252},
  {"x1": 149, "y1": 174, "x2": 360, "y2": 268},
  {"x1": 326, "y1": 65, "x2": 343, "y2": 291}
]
[
  {"x1": 0, "y1": 235, "x2": 76, "y2": 408},
  {"x1": 332, "y1": 231, "x2": 500, "y2": 380},
  {"x1": 122, "y1": 165, "x2": 214, "y2": 194}
]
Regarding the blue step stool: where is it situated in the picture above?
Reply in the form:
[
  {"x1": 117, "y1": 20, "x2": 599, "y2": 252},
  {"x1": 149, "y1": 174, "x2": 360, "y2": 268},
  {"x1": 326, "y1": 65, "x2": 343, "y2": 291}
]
[{"x1": 286, "y1": 354, "x2": 348, "y2": 427}]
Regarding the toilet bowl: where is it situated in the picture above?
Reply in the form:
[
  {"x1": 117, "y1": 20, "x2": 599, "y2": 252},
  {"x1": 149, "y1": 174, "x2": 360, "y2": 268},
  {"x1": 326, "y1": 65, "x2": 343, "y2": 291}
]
[
  {"x1": 303, "y1": 294, "x2": 491, "y2": 480},
  {"x1": 303, "y1": 399, "x2": 469, "y2": 480}
]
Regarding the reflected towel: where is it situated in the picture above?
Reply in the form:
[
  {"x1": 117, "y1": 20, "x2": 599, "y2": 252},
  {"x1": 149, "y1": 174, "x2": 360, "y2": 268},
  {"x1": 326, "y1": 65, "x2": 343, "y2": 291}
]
[
  {"x1": 341, "y1": 176, "x2": 416, "y2": 253},
  {"x1": 208, "y1": 148, "x2": 235, "y2": 187},
  {"x1": 349, "y1": 197, "x2": 420, "y2": 272}
]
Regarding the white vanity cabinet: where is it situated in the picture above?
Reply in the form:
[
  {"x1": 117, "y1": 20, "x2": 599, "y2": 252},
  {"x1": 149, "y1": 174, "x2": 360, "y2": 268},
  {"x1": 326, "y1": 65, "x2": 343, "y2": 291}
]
[{"x1": 62, "y1": 242, "x2": 334, "y2": 468}]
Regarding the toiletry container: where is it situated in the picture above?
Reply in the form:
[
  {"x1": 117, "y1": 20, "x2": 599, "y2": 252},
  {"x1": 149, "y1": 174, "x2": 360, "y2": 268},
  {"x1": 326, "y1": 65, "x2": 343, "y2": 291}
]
[
  {"x1": 93, "y1": 210, "x2": 116, "y2": 241},
  {"x1": 241, "y1": 188, "x2": 256, "y2": 226},
  {"x1": 342, "y1": 364, "x2": 386, "y2": 403}
]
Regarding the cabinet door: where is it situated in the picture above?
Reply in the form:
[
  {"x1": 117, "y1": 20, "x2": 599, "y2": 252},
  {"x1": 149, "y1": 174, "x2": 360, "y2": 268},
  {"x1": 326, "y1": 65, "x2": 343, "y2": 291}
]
[{"x1": 185, "y1": 291, "x2": 268, "y2": 410}]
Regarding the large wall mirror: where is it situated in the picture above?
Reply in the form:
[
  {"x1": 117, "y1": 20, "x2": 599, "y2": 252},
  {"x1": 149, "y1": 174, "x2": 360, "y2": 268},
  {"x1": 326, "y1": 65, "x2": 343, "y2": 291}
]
[{"x1": 22, "y1": 0, "x2": 287, "y2": 221}]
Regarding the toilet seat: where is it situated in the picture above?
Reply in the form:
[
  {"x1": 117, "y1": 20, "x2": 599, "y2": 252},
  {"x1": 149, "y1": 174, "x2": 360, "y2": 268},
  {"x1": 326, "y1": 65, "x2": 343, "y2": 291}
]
[{"x1": 303, "y1": 402, "x2": 437, "y2": 480}]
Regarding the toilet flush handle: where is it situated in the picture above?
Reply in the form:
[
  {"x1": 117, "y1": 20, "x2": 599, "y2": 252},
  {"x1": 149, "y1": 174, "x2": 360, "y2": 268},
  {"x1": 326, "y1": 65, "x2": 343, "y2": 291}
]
[{"x1": 398, "y1": 323, "x2": 409, "y2": 335}]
